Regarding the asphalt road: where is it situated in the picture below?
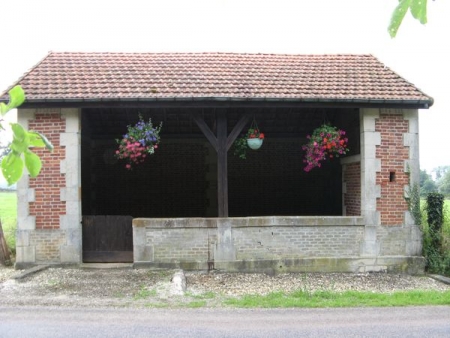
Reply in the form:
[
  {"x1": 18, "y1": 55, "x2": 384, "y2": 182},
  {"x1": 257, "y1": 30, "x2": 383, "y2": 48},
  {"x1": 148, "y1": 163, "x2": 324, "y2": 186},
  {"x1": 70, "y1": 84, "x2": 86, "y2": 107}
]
[{"x1": 1, "y1": 306, "x2": 449, "y2": 337}]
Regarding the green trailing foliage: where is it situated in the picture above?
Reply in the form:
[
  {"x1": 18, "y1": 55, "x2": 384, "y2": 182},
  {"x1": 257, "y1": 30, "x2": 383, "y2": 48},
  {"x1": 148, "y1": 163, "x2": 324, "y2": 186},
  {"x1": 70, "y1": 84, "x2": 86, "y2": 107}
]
[
  {"x1": 427, "y1": 193, "x2": 444, "y2": 228},
  {"x1": 0, "y1": 86, "x2": 53, "y2": 186},
  {"x1": 422, "y1": 193, "x2": 450, "y2": 276},
  {"x1": 405, "y1": 167, "x2": 421, "y2": 226},
  {"x1": 426, "y1": 193, "x2": 444, "y2": 249},
  {"x1": 389, "y1": 0, "x2": 428, "y2": 38},
  {"x1": 408, "y1": 183, "x2": 422, "y2": 226}
]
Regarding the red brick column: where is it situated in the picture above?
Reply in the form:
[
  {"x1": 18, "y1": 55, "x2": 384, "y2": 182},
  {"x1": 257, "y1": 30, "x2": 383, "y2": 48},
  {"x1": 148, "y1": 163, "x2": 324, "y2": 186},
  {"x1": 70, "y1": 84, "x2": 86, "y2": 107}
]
[
  {"x1": 28, "y1": 112, "x2": 66, "y2": 229},
  {"x1": 343, "y1": 161, "x2": 361, "y2": 216},
  {"x1": 375, "y1": 112, "x2": 409, "y2": 225}
]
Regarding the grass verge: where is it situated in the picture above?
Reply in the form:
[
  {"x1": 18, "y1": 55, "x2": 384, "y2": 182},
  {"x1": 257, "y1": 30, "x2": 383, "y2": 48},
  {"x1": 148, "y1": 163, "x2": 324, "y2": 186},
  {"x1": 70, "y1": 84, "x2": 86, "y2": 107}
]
[
  {"x1": 223, "y1": 290, "x2": 450, "y2": 308},
  {"x1": 134, "y1": 286, "x2": 157, "y2": 300}
]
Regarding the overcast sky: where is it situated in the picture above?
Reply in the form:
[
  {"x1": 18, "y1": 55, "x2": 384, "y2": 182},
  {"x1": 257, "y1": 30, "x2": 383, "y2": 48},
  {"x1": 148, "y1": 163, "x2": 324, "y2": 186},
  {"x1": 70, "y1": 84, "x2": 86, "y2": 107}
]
[{"x1": 1, "y1": 0, "x2": 449, "y2": 178}]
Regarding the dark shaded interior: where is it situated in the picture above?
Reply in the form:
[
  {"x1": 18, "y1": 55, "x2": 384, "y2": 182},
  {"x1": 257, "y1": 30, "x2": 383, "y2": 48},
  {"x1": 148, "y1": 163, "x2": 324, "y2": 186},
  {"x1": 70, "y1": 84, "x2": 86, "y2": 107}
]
[{"x1": 81, "y1": 107, "x2": 360, "y2": 218}]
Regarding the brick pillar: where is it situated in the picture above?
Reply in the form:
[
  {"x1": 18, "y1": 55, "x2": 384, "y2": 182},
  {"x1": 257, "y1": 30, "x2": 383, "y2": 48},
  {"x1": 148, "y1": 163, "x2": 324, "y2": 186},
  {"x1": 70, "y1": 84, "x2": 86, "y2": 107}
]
[
  {"x1": 359, "y1": 108, "x2": 423, "y2": 265},
  {"x1": 375, "y1": 109, "x2": 414, "y2": 226},
  {"x1": 15, "y1": 108, "x2": 81, "y2": 267},
  {"x1": 341, "y1": 155, "x2": 361, "y2": 216},
  {"x1": 28, "y1": 111, "x2": 66, "y2": 229}
]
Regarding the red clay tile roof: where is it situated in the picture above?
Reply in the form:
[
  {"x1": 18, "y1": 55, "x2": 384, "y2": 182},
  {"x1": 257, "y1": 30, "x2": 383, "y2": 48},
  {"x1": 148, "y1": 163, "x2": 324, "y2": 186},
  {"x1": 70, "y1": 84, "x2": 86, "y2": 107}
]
[{"x1": 1, "y1": 52, "x2": 433, "y2": 107}]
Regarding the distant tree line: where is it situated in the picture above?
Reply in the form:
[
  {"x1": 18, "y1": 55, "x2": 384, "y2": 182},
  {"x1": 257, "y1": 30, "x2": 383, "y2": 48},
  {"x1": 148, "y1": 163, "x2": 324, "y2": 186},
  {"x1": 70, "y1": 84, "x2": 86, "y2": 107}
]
[{"x1": 421, "y1": 166, "x2": 450, "y2": 197}]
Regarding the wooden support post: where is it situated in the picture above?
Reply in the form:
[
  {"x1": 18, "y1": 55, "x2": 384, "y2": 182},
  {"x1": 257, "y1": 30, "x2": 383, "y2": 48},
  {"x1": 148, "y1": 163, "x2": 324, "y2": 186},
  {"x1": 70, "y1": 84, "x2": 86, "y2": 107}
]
[
  {"x1": 227, "y1": 114, "x2": 251, "y2": 151},
  {"x1": 217, "y1": 111, "x2": 228, "y2": 217},
  {"x1": 0, "y1": 220, "x2": 11, "y2": 266},
  {"x1": 192, "y1": 111, "x2": 251, "y2": 217},
  {"x1": 191, "y1": 113, "x2": 218, "y2": 151}
]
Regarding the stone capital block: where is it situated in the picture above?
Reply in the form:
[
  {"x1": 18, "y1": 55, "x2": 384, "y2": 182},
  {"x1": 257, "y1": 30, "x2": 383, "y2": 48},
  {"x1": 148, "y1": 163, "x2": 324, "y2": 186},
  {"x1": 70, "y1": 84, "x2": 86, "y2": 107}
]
[
  {"x1": 60, "y1": 215, "x2": 81, "y2": 230},
  {"x1": 403, "y1": 109, "x2": 419, "y2": 133},
  {"x1": 406, "y1": 241, "x2": 422, "y2": 256},
  {"x1": 15, "y1": 230, "x2": 30, "y2": 247},
  {"x1": 404, "y1": 211, "x2": 415, "y2": 226},
  {"x1": 60, "y1": 133, "x2": 79, "y2": 147},
  {"x1": 17, "y1": 109, "x2": 35, "y2": 128},
  {"x1": 215, "y1": 221, "x2": 236, "y2": 261},
  {"x1": 17, "y1": 216, "x2": 36, "y2": 231},
  {"x1": 64, "y1": 228, "x2": 82, "y2": 247},
  {"x1": 16, "y1": 246, "x2": 36, "y2": 263},
  {"x1": 363, "y1": 211, "x2": 380, "y2": 226},
  {"x1": 60, "y1": 187, "x2": 79, "y2": 202},
  {"x1": 61, "y1": 108, "x2": 80, "y2": 132},
  {"x1": 360, "y1": 108, "x2": 380, "y2": 131},
  {"x1": 60, "y1": 245, "x2": 81, "y2": 263},
  {"x1": 360, "y1": 241, "x2": 380, "y2": 256},
  {"x1": 134, "y1": 245, "x2": 154, "y2": 262},
  {"x1": 133, "y1": 226, "x2": 148, "y2": 246},
  {"x1": 66, "y1": 201, "x2": 81, "y2": 216}
]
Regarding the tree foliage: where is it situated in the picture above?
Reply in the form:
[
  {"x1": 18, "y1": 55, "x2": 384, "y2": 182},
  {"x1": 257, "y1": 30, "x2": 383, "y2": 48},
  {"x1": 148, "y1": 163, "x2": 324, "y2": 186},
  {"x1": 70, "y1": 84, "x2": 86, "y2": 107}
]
[
  {"x1": 428, "y1": 166, "x2": 450, "y2": 197},
  {"x1": 0, "y1": 86, "x2": 53, "y2": 186},
  {"x1": 420, "y1": 169, "x2": 437, "y2": 196},
  {"x1": 433, "y1": 166, "x2": 450, "y2": 181},
  {"x1": 419, "y1": 167, "x2": 450, "y2": 197},
  {"x1": 437, "y1": 169, "x2": 450, "y2": 196},
  {"x1": 389, "y1": 0, "x2": 429, "y2": 38}
]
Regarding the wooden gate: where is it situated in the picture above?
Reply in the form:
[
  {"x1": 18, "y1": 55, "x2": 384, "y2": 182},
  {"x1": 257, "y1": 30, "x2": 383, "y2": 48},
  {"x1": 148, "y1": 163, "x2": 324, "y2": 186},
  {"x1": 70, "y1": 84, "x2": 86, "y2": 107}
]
[{"x1": 82, "y1": 215, "x2": 133, "y2": 263}]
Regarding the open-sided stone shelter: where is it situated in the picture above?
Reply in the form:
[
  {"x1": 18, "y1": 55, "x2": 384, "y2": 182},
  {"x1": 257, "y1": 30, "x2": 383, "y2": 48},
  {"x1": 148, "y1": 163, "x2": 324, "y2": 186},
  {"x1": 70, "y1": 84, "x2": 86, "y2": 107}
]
[{"x1": 1, "y1": 52, "x2": 433, "y2": 272}]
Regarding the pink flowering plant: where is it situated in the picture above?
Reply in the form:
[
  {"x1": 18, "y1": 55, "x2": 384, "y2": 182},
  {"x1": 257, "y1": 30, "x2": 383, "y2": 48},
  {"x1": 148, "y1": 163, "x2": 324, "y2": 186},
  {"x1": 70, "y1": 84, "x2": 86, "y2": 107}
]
[
  {"x1": 115, "y1": 115, "x2": 162, "y2": 169},
  {"x1": 302, "y1": 124, "x2": 349, "y2": 172}
]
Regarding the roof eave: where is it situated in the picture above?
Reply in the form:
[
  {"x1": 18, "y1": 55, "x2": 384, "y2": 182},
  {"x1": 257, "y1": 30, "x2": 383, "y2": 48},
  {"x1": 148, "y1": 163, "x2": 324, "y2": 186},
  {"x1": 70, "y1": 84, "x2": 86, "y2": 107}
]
[{"x1": 7, "y1": 96, "x2": 432, "y2": 110}]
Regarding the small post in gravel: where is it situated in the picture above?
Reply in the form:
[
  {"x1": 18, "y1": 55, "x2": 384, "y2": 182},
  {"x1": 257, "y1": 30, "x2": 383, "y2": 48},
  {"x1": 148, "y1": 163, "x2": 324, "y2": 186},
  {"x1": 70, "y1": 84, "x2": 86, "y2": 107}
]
[{"x1": 0, "y1": 219, "x2": 12, "y2": 266}]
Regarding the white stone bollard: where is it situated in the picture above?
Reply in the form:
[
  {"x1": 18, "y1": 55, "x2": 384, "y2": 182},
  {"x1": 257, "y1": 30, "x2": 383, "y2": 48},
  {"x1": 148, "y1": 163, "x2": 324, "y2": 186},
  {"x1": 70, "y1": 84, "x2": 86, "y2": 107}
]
[{"x1": 170, "y1": 270, "x2": 186, "y2": 295}]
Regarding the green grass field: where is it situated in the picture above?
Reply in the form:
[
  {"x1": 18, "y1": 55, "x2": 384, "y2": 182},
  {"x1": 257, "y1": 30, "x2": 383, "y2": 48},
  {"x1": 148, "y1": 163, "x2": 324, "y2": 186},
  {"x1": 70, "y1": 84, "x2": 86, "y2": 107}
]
[{"x1": 0, "y1": 191, "x2": 17, "y2": 252}]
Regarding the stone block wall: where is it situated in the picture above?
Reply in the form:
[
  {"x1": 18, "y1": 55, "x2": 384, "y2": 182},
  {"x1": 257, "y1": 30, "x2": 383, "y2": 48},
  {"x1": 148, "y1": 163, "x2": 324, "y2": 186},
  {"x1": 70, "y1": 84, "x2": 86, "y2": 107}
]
[
  {"x1": 376, "y1": 223, "x2": 423, "y2": 256},
  {"x1": 133, "y1": 217, "x2": 424, "y2": 273},
  {"x1": 233, "y1": 226, "x2": 363, "y2": 260},
  {"x1": 29, "y1": 230, "x2": 67, "y2": 263}
]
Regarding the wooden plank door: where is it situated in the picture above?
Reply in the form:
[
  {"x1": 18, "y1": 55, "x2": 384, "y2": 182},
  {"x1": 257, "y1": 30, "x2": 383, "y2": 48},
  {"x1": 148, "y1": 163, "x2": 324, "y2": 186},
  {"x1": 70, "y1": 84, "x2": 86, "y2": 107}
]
[{"x1": 82, "y1": 215, "x2": 133, "y2": 263}]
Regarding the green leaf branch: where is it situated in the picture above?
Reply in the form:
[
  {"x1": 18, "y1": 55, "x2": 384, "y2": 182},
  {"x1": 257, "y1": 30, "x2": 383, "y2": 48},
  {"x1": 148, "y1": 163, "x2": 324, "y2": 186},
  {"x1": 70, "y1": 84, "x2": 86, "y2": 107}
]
[
  {"x1": 389, "y1": 0, "x2": 428, "y2": 38},
  {"x1": 0, "y1": 85, "x2": 25, "y2": 116},
  {"x1": 0, "y1": 85, "x2": 53, "y2": 186}
]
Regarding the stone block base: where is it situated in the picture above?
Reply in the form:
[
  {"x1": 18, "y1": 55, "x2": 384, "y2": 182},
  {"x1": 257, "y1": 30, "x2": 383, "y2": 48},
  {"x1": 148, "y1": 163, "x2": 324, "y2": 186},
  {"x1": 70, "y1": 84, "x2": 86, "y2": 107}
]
[{"x1": 134, "y1": 256, "x2": 426, "y2": 275}]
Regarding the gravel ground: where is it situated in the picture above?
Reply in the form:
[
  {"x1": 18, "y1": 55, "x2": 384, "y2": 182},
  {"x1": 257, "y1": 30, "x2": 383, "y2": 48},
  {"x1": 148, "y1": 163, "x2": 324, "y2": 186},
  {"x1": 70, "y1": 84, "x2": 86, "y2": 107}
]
[{"x1": 1, "y1": 265, "x2": 449, "y2": 308}]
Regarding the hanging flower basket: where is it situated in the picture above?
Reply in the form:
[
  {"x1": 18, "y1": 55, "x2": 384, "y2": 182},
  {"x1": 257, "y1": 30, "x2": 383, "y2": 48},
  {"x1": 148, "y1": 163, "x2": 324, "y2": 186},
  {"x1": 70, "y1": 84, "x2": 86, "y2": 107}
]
[
  {"x1": 302, "y1": 124, "x2": 349, "y2": 172},
  {"x1": 115, "y1": 115, "x2": 162, "y2": 170},
  {"x1": 234, "y1": 118, "x2": 265, "y2": 159},
  {"x1": 247, "y1": 138, "x2": 263, "y2": 150}
]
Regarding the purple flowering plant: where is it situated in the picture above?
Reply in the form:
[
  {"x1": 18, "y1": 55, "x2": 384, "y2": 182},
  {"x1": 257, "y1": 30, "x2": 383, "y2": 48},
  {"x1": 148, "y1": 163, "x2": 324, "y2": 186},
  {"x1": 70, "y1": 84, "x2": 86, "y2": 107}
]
[
  {"x1": 115, "y1": 115, "x2": 162, "y2": 170},
  {"x1": 302, "y1": 124, "x2": 349, "y2": 172}
]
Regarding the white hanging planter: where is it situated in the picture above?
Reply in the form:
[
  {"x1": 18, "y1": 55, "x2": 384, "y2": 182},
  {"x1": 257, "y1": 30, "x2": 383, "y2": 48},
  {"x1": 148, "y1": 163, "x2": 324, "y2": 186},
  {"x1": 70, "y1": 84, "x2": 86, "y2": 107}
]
[{"x1": 247, "y1": 138, "x2": 263, "y2": 150}]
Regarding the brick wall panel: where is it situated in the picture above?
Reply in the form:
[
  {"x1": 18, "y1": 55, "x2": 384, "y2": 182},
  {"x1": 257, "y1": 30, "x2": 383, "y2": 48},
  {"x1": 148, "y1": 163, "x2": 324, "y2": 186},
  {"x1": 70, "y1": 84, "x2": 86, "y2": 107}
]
[
  {"x1": 375, "y1": 113, "x2": 409, "y2": 225},
  {"x1": 343, "y1": 162, "x2": 361, "y2": 216},
  {"x1": 28, "y1": 112, "x2": 66, "y2": 229}
]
